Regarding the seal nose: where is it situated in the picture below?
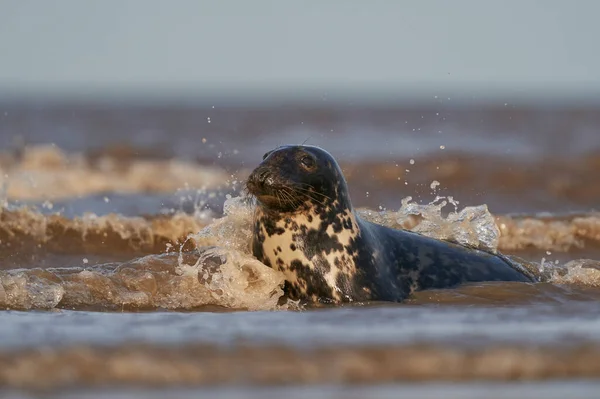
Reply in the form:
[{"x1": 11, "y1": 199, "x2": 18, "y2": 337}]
[
  {"x1": 247, "y1": 167, "x2": 273, "y2": 194},
  {"x1": 258, "y1": 169, "x2": 270, "y2": 182}
]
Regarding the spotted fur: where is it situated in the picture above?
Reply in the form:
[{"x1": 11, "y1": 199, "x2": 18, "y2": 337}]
[{"x1": 247, "y1": 145, "x2": 535, "y2": 304}]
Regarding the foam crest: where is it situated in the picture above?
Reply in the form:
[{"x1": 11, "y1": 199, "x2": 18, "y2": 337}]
[
  {"x1": 0, "y1": 144, "x2": 230, "y2": 201},
  {"x1": 358, "y1": 201, "x2": 600, "y2": 253},
  {"x1": 0, "y1": 248, "x2": 285, "y2": 311},
  {"x1": 496, "y1": 213, "x2": 600, "y2": 251},
  {"x1": 2, "y1": 193, "x2": 600, "y2": 311},
  {"x1": 179, "y1": 247, "x2": 286, "y2": 309},
  {"x1": 550, "y1": 259, "x2": 600, "y2": 286},
  {"x1": 0, "y1": 195, "x2": 285, "y2": 310},
  {"x1": 3, "y1": 192, "x2": 599, "y2": 261},
  {"x1": 359, "y1": 195, "x2": 500, "y2": 252},
  {"x1": 0, "y1": 269, "x2": 65, "y2": 309},
  {"x1": 191, "y1": 195, "x2": 255, "y2": 252},
  {"x1": 0, "y1": 205, "x2": 209, "y2": 256}
]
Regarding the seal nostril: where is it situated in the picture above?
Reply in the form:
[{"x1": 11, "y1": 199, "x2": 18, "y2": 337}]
[{"x1": 259, "y1": 170, "x2": 271, "y2": 183}]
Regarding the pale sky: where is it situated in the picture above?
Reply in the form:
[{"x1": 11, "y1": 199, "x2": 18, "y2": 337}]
[{"x1": 1, "y1": 0, "x2": 599, "y2": 101}]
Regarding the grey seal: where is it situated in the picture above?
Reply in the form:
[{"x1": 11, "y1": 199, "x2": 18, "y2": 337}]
[{"x1": 246, "y1": 145, "x2": 535, "y2": 304}]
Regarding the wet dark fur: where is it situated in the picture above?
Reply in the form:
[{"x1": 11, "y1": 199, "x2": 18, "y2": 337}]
[{"x1": 247, "y1": 145, "x2": 535, "y2": 303}]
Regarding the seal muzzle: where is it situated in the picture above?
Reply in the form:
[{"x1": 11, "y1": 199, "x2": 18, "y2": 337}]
[{"x1": 246, "y1": 166, "x2": 276, "y2": 196}]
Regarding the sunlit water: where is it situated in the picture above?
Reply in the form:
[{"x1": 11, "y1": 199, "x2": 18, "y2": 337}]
[{"x1": 1, "y1": 103, "x2": 600, "y2": 397}]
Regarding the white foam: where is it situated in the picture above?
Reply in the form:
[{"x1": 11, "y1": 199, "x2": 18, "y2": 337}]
[{"x1": 359, "y1": 195, "x2": 500, "y2": 252}]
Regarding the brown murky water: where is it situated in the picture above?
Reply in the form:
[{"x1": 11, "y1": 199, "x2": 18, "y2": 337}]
[{"x1": 1, "y1": 101, "x2": 600, "y2": 397}]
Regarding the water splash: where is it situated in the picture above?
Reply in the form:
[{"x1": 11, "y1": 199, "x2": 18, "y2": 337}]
[
  {"x1": 551, "y1": 259, "x2": 600, "y2": 286},
  {"x1": 191, "y1": 195, "x2": 255, "y2": 252},
  {"x1": 0, "y1": 269, "x2": 64, "y2": 309},
  {"x1": 1, "y1": 193, "x2": 600, "y2": 311},
  {"x1": 0, "y1": 194, "x2": 287, "y2": 311},
  {"x1": 0, "y1": 249, "x2": 286, "y2": 311},
  {"x1": 359, "y1": 195, "x2": 500, "y2": 252}
]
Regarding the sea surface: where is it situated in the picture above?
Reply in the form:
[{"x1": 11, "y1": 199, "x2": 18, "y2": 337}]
[{"x1": 0, "y1": 100, "x2": 599, "y2": 398}]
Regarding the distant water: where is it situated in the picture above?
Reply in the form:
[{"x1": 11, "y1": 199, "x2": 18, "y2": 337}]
[{"x1": 0, "y1": 101, "x2": 599, "y2": 397}]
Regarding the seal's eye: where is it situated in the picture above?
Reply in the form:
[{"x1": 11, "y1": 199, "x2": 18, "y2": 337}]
[{"x1": 300, "y1": 155, "x2": 316, "y2": 169}]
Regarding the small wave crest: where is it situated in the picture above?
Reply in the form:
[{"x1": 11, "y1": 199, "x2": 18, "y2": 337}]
[
  {"x1": 0, "y1": 205, "x2": 209, "y2": 258},
  {"x1": 359, "y1": 195, "x2": 501, "y2": 252},
  {"x1": 2, "y1": 342, "x2": 600, "y2": 390},
  {"x1": 0, "y1": 248, "x2": 286, "y2": 311},
  {"x1": 0, "y1": 195, "x2": 288, "y2": 311},
  {"x1": 1, "y1": 194, "x2": 600, "y2": 311},
  {"x1": 0, "y1": 144, "x2": 232, "y2": 201},
  {"x1": 497, "y1": 213, "x2": 600, "y2": 252}
]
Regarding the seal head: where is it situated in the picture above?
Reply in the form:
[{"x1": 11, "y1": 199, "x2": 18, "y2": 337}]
[
  {"x1": 247, "y1": 145, "x2": 361, "y2": 303},
  {"x1": 247, "y1": 145, "x2": 534, "y2": 304},
  {"x1": 246, "y1": 145, "x2": 350, "y2": 214}
]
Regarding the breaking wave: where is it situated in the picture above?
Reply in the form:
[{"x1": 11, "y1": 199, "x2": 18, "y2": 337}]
[{"x1": 1, "y1": 195, "x2": 599, "y2": 311}]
